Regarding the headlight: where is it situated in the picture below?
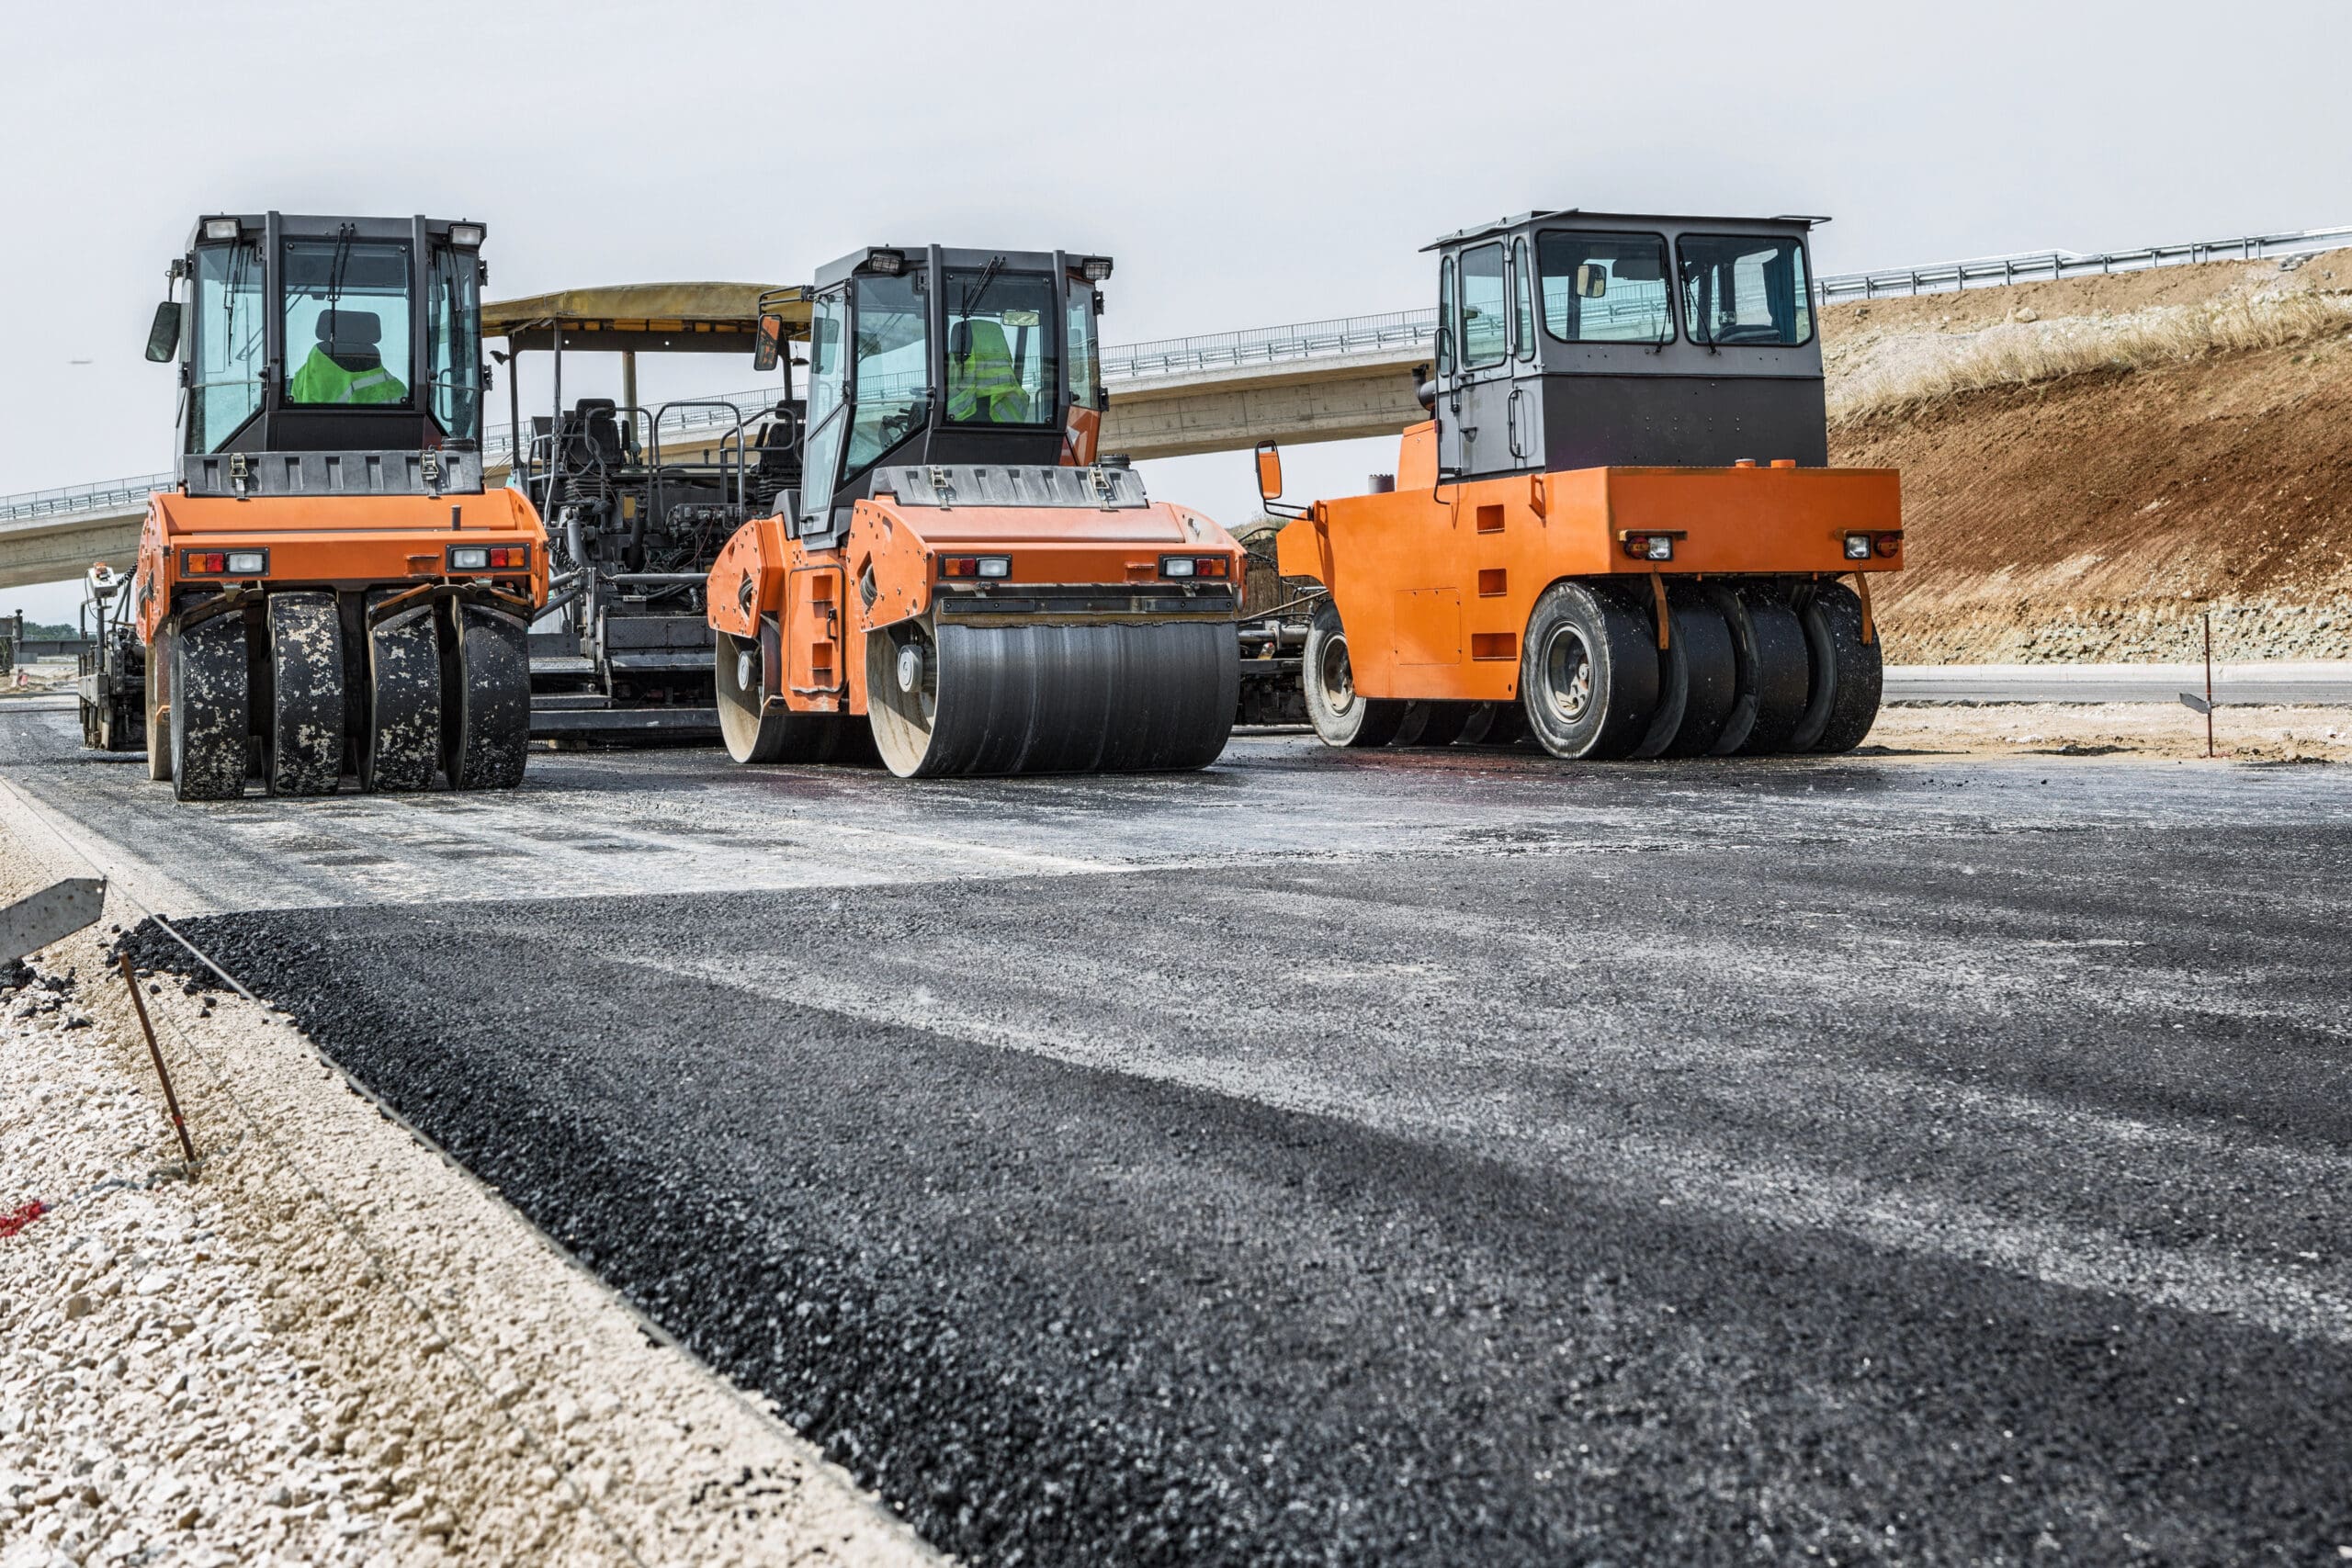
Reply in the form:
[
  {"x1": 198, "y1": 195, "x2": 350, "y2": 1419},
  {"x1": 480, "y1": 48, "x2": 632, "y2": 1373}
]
[
  {"x1": 1159, "y1": 556, "x2": 1196, "y2": 579},
  {"x1": 203, "y1": 218, "x2": 239, "y2": 242},
  {"x1": 1844, "y1": 533, "x2": 1873, "y2": 560},
  {"x1": 865, "y1": 248, "x2": 906, "y2": 276},
  {"x1": 449, "y1": 222, "x2": 485, "y2": 248},
  {"x1": 1080, "y1": 256, "x2": 1114, "y2": 281},
  {"x1": 224, "y1": 550, "x2": 266, "y2": 574},
  {"x1": 450, "y1": 547, "x2": 490, "y2": 570}
]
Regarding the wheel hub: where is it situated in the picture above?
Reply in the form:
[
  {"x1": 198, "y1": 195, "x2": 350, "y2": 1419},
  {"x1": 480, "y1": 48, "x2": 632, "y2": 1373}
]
[
  {"x1": 897, "y1": 642, "x2": 924, "y2": 694},
  {"x1": 1544, "y1": 626, "x2": 1594, "y2": 723},
  {"x1": 1317, "y1": 635, "x2": 1355, "y2": 715}
]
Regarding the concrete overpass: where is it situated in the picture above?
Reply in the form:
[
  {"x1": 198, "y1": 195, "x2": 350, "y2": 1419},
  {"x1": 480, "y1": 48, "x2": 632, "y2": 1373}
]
[{"x1": 0, "y1": 308, "x2": 1435, "y2": 592}]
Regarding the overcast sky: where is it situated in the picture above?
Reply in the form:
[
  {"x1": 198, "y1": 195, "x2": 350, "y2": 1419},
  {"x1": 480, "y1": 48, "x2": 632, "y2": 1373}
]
[{"x1": 6, "y1": 0, "x2": 2346, "y2": 622}]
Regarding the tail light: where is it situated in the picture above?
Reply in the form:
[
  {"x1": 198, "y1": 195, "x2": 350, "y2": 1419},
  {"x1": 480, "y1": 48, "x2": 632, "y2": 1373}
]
[
  {"x1": 940, "y1": 556, "x2": 1011, "y2": 580},
  {"x1": 449, "y1": 545, "x2": 529, "y2": 570},
  {"x1": 1873, "y1": 532, "x2": 1903, "y2": 558},
  {"x1": 184, "y1": 548, "x2": 267, "y2": 575},
  {"x1": 1620, "y1": 534, "x2": 1675, "y2": 562},
  {"x1": 1161, "y1": 555, "x2": 1231, "y2": 579}
]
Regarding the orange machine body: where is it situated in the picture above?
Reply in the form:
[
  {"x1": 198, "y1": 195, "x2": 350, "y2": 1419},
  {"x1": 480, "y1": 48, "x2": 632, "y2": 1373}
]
[
  {"x1": 708, "y1": 495, "x2": 1244, "y2": 716},
  {"x1": 1276, "y1": 422, "x2": 1901, "y2": 703},
  {"x1": 135, "y1": 487, "x2": 548, "y2": 641}
]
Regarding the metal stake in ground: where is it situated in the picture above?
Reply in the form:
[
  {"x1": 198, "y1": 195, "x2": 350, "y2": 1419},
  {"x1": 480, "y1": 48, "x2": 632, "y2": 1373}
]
[
  {"x1": 2204, "y1": 610, "x2": 2215, "y2": 759},
  {"x1": 117, "y1": 953, "x2": 197, "y2": 1168}
]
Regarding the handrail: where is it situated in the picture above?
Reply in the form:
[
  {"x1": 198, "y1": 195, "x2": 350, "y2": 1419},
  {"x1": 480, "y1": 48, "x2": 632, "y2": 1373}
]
[{"x1": 12, "y1": 220, "x2": 2348, "y2": 527}]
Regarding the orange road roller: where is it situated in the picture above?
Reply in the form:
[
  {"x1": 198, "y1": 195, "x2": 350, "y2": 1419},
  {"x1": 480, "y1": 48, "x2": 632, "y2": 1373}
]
[
  {"x1": 128, "y1": 211, "x2": 544, "y2": 800},
  {"x1": 1265, "y1": 210, "x2": 1900, "y2": 759},
  {"x1": 707, "y1": 245, "x2": 1243, "y2": 777}
]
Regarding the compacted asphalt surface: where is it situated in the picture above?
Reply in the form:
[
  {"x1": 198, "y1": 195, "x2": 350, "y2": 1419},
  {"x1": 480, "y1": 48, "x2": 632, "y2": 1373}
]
[{"x1": 7, "y1": 694, "x2": 2351, "y2": 1565}]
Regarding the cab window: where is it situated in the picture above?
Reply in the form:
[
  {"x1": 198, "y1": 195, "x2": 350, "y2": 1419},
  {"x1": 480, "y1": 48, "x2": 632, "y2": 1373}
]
[
  {"x1": 425, "y1": 247, "x2": 481, "y2": 441},
  {"x1": 187, "y1": 243, "x2": 265, "y2": 452},
  {"x1": 1512, "y1": 238, "x2": 1535, "y2": 362},
  {"x1": 1538, "y1": 231, "x2": 1673, "y2": 344},
  {"x1": 282, "y1": 237, "x2": 413, "y2": 405},
  {"x1": 845, "y1": 271, "x2": 930, "y2": 471},
  {"x1": 1678, "y1": 234, "x2": 1813, "y2": 346},
  {"x1": 1459, "y1": 243, "x2": 1508, "y2": 367},
  {"x1": 944, "y1": 267, "x2": 1057, "y2": 425},
  {"x1": 1065, "y1": 280, "x2": 1101, "y2": 411},
  {"x1": 798, "y1": 288, "x2": 849, "y2": 526}
]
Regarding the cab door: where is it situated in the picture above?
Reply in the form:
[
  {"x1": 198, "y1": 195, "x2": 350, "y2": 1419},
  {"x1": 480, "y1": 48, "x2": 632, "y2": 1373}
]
[{"x1": 1451, "y1": 240, "x2": 1527, "y2": 480}]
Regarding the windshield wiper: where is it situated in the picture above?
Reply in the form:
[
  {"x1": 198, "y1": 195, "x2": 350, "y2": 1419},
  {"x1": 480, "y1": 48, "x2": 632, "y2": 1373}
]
[{"x1": 957, "y1": 255, "x2": 1005, "y2": 321}]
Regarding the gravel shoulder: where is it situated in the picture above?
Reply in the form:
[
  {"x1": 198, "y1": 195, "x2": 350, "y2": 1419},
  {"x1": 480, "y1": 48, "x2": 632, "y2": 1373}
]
[
  {"x1": 0, "y1": 811, "x2": 935, "y2": 1568},
  {"x1": 1869, "y1": 701, "x2": 2350, "y2": 761}
]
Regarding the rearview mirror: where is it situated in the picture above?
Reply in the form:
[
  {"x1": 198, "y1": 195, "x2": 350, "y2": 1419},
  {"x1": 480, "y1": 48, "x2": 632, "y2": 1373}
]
[
  {"x1": 1254, "y1": 440, "x2": 1283, "y2": 506},
  {"x1": 1576, "y1": 265, "x2": 1608, "y2": 299},
  {"x1": 752, "y1": 313, "x2": 785, "y2": 374},
  {"x1": 144, "y1": 300, "x2": 182, "y2": 363}
]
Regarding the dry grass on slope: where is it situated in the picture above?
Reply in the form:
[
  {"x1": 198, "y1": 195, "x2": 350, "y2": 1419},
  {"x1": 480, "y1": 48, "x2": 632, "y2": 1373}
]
[
  {"x1": 1829, "y1": 291, "x2": 2352, "y2": 425},
  {"x1": 1817, "y1": 245, "x2": 2352, "y2": 427}
]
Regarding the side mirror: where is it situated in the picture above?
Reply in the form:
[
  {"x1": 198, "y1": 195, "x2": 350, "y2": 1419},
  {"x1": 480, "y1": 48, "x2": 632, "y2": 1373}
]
[
  {"x1": 752, "y1": 313, "x2": 785, "y2": 374},
  {"x1": 1577, "y1": 265, "x2": 1609, "y2": 299},
  {"x1": 1254, "y1": 440, "x2": 1283, "y2": 507},
  {"x1": 144, "y1": 300, "x2": 182, "y2": 364}
]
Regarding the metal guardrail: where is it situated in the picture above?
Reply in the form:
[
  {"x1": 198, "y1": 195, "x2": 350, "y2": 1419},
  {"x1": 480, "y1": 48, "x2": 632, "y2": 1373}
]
[
  {"x1": 11, "y1": 222, "x2": 2349, "y2": 528},
  {"x1": 1813, "y1": 224, "x2": 2352, "y2": 304}
]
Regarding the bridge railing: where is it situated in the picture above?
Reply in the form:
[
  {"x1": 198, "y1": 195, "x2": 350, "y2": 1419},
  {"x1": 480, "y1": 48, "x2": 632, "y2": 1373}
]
[
  {"x1": 0, "y1": 472, "x2": 176, "y2": 526},
  {"x1": 11, "y1": 220, "x2": 2349, "y2": 527}
]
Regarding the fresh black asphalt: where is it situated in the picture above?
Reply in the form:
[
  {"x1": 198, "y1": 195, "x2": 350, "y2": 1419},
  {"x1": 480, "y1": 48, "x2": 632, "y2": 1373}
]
[{"x1": 72, "y1": 728, "x2": 2351, "y2": 1566}]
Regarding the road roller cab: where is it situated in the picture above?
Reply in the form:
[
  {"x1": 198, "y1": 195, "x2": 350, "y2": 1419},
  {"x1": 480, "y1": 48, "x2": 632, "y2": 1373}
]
[
  {"x1": 1269, "y1": 209, "x2": 1902, "y2": 759},
  {"x1": 707, "y1": 246, "x2": 1244, "y2": 777},
  {"x1": 131, "y1": 212, "x2": 544, "y2": 799}
]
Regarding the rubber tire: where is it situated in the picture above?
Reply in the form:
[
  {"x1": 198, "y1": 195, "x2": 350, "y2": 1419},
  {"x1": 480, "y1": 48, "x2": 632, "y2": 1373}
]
[
  {"x1": 1792, "y1": 581, "x2": 1883, "y2": 753},
  {"x1": 716, "y1": 628, "x2": 843, "y2": 764},
  {"x1": 266, "y1": 592, "x2": 344, "y2": 795},
  {"x1": 443, "y1": 602, "x2": 531, "y2": 790},
  {"x1": 363, "y1": 593, "x2": 441, "y2": 792},
  {"x1": 169, "y1": 613, "x2": 248, "y2": 801},
  {"x1": 1709, "y1": 585, "x2": 1812, "y2": 756},
  {"x1": 865, "y1": 615, "x2": 1237, "y2": 778},
  {"x1": 1391, "y1": 701, "x2": 1473, "y2": 748},
  {"x1": 1519, "y1": 582, "x2": 1657, "y2": 760},
  {"x1": 1302, "y1": 598, "x2": 1405, "y2": 749},
  {"x1": 145, "y1": 632, "x2": 172, "y2": 781},
  {"x1": 1656, "y1": 592, "x2": 1737, "y2": 758},
  {"x1": 1456, "y1": 703, "x2": 1526, "y2": 748}
]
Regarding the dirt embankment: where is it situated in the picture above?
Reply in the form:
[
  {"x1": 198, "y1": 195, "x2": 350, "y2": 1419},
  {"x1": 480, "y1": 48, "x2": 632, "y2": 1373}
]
[{"x1": 1822, "y1": 249, "x2": 2352, "y2": 662}]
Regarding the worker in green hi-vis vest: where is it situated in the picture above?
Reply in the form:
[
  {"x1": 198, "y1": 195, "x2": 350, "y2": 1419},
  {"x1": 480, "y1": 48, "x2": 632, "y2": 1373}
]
[{"x1": 288, "y1": 307, "x2": 407, "y2": 404}]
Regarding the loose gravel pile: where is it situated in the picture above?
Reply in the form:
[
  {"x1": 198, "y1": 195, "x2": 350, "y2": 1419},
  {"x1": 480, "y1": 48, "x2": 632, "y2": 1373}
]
[{"x1": 0, "y1": 817, "x2": 932, "y2": 1568}]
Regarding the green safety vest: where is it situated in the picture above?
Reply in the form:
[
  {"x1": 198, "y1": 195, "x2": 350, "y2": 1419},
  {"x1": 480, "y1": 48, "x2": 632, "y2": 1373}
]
[
  {"x1": 947, "y1": 322, "x2": 1030, "y2": 423},
  {"x1": 288, "y1": 346, "x2": 407, "y2": 405}
]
